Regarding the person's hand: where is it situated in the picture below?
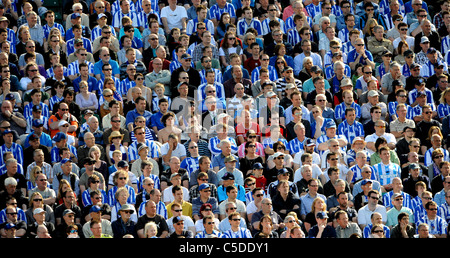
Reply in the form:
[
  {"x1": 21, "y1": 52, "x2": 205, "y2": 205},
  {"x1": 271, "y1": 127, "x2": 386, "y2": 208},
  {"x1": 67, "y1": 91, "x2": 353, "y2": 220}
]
[
  {"x1": 318, "y1": 223, "x2": 326, "y2": 232},
  {"x1": 316, "y1": 115, "x2": 324, "y2": 125},
  {"x1": 3, "y1": 109, "x2": 11, "y2": 118}
]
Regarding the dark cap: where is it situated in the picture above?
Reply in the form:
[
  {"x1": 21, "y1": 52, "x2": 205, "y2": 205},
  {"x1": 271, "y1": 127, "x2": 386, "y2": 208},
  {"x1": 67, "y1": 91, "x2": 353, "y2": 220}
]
[
  {"x1": 310, "y1": 65, "x2": 322, "y2": 73},
  {"x1": 28, "y1": 134, "x2": 39, "y2": 142},
  {"x1": 4, "y1": 93, "x2": 14, "y2": 101},
  {"x1": 117, "y1": 160, "x2": 129, "y2": 168},
  {"x1": 316, "y1": 211, "x2": 329, "y2": 219},
  {"x1": 173, "y1": 216, "x2": 184, "y2": 224},
  {"x1": 252, "y1": 162, "x2": 264, "y2": 169},
  {"x1": 277, "y1": 168, "x2": 289, "y2": 175},
  {"x1": 222, "y1": 172, "x2": 235, "y2": 180},
  {"x1": 32, "y1": 105, "x2": 42, "y2": 112},
  {"x1": 427, "y1": 47, "x2": 437, "y2": 54},
  {"x1": 181, "y1": 53, "x2": 192, "y2": 60}
]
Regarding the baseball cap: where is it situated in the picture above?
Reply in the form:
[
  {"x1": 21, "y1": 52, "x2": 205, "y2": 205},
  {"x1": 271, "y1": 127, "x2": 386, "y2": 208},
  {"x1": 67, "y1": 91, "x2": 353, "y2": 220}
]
[
  {"x1": 325, "y1": 120, "x2": 337, "y2": 129},
  {"x1": 28, "y1": 134, "x2": 40, "y2": 142},
  {"x1": 427, "y1": 47, "x2": 437, "y2": 54},
  {"x1": 420, "y1": 36, "x2": 430, "y2": 44},
  {"x1": 410, "y1": 62, "x2": 421, "y2": 70},
  {"x1": 173, "y1": 216, "x2": 184, "y2": 224},
  {"x1": 361, "y1": 179, "x2": 373, "y2": 186},
  {"x1": 316, "y1": 211, "x2": 329, "y2": 219},
  {"x1": 52, "y1": 132, "x2": 67, "y2": 142},
  {"x1": 277, "y1": 168, "x2": 289, "y2": 175},
  {"x1": 265, "y1": 91, "x2": 277, "y2": 98},
  {"x1": 119, "y1": 204, "x2": 134, "y2": 213},
  {"x1": 392, "y1": 192, "x2": 403, "y2": 199},
  {"x1": 222, "y1": 172, "x2": 235, "y2": 181},
  {"x1": 89, "y1": 205, "x2": 102, "y2": 213},
  {"x1": 304, "y1": 138, "x2": 316, "y2": 147},
  {"x1": 409, "y1": 163, "x2": 420, "y2": 170},
  {"x1": 4, "y1": 223, "x2": 16, "y2": 230},
  {"x1": 198, "y1": 183, "x2": 211, "y2": 191},
  {"x1": 177, "y1": 81, "x2": 189, "y2": 89},
  {"x1": 181, "y1": 53, "x2": 192, "y2": 60},
  {"x1": 310, "y1": 65, "x2": 322, "y2": 73},
  {"x1": 340, "y1": 77, "x2": 353, "y2": 87},
  {"x1": 33, "y1": 208, "x2": 45, "y2": 215},
  {"x1": 32, "y1": 119, "x2": 44, "y2": 127},
  {"x1": 368, "y1": 90, "x2": 379, "y2": 97},
  {"x1": 71, "y1": 13, "x2": 81, "y2": 19},
  {"x1": 97, "y1": 13, "x2": 107, "y2": 20},
  {"x1": 58, "y1": 120, "x2": 69, "y2": 127},
  {"x1": 63, "y1": 209, "x2": 75, "y2": 216},
  {"x1": 2, "y1": 129, "x2": 13, "y2": 136},
  {"x1": 61, "y1": 158, "x2": 72, "y2": 164},
  {"x1": 352, "y1": 137, "x2": 365, "y2": 145},
  {"x1": 252, "y1": 162, "x2": 264, "y2": 169},
  {"x1": 32, "y1": 105, "x2": 42, "y2": 112},
  {"x1": 4, "y1": 93, "x2": 14, "y2": 101},
  {"x1": 74, "y1": 38, "x2": 83, "y2": 45},
  {"x1": 117, "y1": 160, "x2": 129, "y2": 168},
  {"x1": 224, "y1": 155, "x2": 237, "y2": 163},
  {"x1": 170, "y1": 173, "x2": 181, "y2": 180}
]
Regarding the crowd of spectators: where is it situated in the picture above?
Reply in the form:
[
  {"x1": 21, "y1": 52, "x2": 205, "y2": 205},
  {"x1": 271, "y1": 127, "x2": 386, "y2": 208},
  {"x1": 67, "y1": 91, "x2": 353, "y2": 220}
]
[{"x1": 0, "y1": 0, "x2": 449, "y2": 239}]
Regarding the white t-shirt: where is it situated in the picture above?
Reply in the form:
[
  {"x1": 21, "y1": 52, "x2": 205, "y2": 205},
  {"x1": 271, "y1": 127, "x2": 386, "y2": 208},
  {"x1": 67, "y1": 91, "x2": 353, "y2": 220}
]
[
  {"x1": 219, "y1": 46, "x2": 243, "y2": 56},
  {"x1": 160, "y1": 6, "x2": 188, "y2": 30}
]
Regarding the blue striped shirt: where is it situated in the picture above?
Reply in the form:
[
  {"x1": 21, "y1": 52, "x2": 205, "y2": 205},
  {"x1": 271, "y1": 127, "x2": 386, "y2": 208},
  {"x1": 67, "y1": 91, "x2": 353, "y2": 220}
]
[
  {"x1": 305, "y1": 2, "x2": 322, "y2": 18},
  {"x1": 287, "y1": 137, "x2": 305, "y2": 155},
  {"x1": 91, "y1": 25, "x2": 116, "y2": 42},
  {"x1": 24, "y1": 102, "x2": 50, "y2": 120},
  {"x1": 112, "y1": 10, "x2": 139, "y2": 29},
  {"x1": 186, "y1": 18, "x2": 215, "y2": 36},
  {"x1": 67, "y1": 60, "x2": 95, "y2": 76},
  {"x1": 119, "y1": 78, "x2": 136, "y2": 97},
  {"x1": 237, "y1": 18, "x2": 263, "y2": 36},
  {"x1": 208, "y1": 136, "x2": 238, "y2": 157},
  {"x1": 285, "y1": 15, "x2": 313, "y2": 33},
  {"x1": 199, "y1": 68, "x2": 223, "y2": 85},
  {"x1": 337, "y1": 120, "x2": 364, "y2": 145},
  {"x1": 372, "y1": 162, "x2": 401, "y2": 187},
  {"x1": 43, "y1": 23, "x2": 65, "y2": 40},
  {"x1": 137, "y1": 174, "x2": 161, "y2": 193},
  {"x1": 416, "y1": 215, "x2": 448, "y2": 235},
  {"x1": 209, "y1": 3, "x2": 236, "y2": 20},
  {"x1": 439, "y1": 202, "x2": 450, "y2": 223},
  {"x1": 437, "y1": 103, "x2": 450, "y2": 119},
  {"x1": 363, "y1": 224, "x2": 390, "y2": 238},
  {"x1": 222, "y1": 227, "x2": 253, "y2": 238},
  {"x1": 382, "y1": 191, "x2": 414, "y2": 210},
  {"x1": 197, "y1": 82, "x2": 226, "y2": 101},
  {"x1": 261, "y1": 17, "x2": 286, "y2": 35},
  {"x1": 0, "y1": 143, "x2": 23, "y2": 166},
  {"x1": 107, "y1": 185, "x2": 136, "y2": 206},
  {"x1": 81, "y1": 189, "x2": 108, "y2": 206},
  {"x1": 137, "y1": 10, "x2": 161, "y2": 30},
  {"x1": 408, "y1": 88, "x2": 435, "y2": 106},
  {"x1": 388, "y1": 101, "x2": 414, "y2": 120},
  {"x1": 180, "y1": 156, "x2": 201, "y2": 176},
  {"x1": 424, "y1": 147, "x2": 450, "y2": 167},
  {"x1": 349, "y1": 164, "x2": 376, "y2": 184},
  {"x1": 195, "y1": 230, "x2": 223, "y2": 238},
  {"x1": 0, "y1": 208, "x2": 27, "y2": 224},
  {"x1": 50, "y1": 145, "x2": 78, "y2": 164},
  {"x1": 410, "y1": 103, "x2": 437, "y2": 117},
  {"x1": 251, "y1": 65, "x2": 278, "y2": 83},
  {"x1": 334, "y1": 102, "x2": 361, "y2": 121},
  {"x1": 128, "y1": 140, "x2": 160, "y2": 162},
  {"x1": 66, "y1": 37, "x2": 93, "y2": 56}
]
